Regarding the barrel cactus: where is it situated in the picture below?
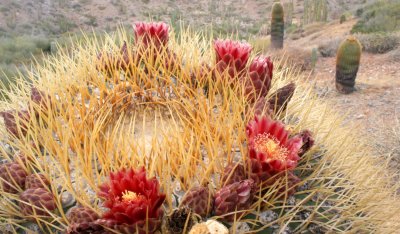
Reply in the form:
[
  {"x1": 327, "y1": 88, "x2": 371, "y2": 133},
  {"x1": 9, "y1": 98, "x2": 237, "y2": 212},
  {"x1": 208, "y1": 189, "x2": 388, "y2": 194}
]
[
  {"x1": 335, "y1": 36, "x2": 362, "y2": 94},
  {"x1": 270, "y1": 2, "x2": 285, "y2": 49},
  {"x1": 0, "y1": 22, "x2": 398, "y2": 234}
]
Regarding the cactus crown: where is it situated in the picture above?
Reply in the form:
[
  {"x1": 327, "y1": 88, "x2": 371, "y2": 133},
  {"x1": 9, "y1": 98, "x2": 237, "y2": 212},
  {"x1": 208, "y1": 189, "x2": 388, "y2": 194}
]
[
  {"x1": 0, "y1": 25, "x2": 399, "y2": 233},
  {"x1": 336, "y1": 36, "x2": 362, "y2": 70}
]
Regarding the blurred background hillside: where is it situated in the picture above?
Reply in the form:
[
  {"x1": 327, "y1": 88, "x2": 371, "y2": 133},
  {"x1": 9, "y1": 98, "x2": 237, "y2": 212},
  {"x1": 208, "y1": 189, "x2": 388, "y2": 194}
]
[{"x1": 1, "y1": 0, "x2": 399, "y2": 80}]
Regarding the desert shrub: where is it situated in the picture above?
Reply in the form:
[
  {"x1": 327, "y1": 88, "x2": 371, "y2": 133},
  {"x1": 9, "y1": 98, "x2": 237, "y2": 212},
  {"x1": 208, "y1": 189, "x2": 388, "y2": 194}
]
[
  {"x1": 0, "y1": 36, "x2": 51, "y2": 64},
  {"x1": 0, "y1": 63, "x2": 29, "y2": 96},
  {"x1": 356, "y1": 33, "x2": 400, "y2": 54},
  {"x1": 318, "y1": 37, "x2": 343, "y2": 57},
  {"x1": 318, "y1": 33, "x2": 400, "y2": 56},
  {"x1": 388, "y1": 47, "x2": 400, "y2": 62},
  {"x1": 351, "y1": 1, "x2": 400, "y2": 33},
  {"x1": 340, "y1": 14, "x2": 346, "y2": 24},
  {"x1": 0, "y1": 63, "x2": 18, "y2": 86},
  {"x1": 356, "y1": 8, "x2": 364, "y2": 17},
  {"x1": 270, "y1": 47, "x2": 314, "y2": 71},
  {"x1": 250, "y1": 37, "x2": 270, "y2": 53},
  {"x1": 286, "y1": 23, "x2": 300, "y2": 34}
]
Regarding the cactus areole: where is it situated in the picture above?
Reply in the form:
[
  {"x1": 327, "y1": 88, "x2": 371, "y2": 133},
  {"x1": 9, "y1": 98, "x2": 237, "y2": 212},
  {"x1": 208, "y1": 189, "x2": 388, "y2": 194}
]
[
  {"x1": 335, "y1": 36, "x2": 362, "y2": 94},
  {"x1": 270, "y1": 2, "x2": 285, "y2": 49}
]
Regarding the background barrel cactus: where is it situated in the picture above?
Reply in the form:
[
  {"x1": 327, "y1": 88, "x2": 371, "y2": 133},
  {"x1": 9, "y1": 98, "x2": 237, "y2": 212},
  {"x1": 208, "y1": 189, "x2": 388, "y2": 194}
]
[
  {"x1": 0, "y1": 22, "x2": 399, "y2": 234},
  {"x1": 335, "y1": 36, "x2": 362, "y2": 94},
  {"x1": 270, "y1": 2, "x2": 285, "y2": 49}
]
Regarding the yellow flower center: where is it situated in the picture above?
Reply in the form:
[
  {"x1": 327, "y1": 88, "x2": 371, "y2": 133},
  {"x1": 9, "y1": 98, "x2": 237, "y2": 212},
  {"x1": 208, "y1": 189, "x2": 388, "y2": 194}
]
[
  {"x1": 253, "y1": 133, "x2": 288, "y2": 161},
  {"x1": 121, "y1": 190, "x2": 143, "y2": 203}
]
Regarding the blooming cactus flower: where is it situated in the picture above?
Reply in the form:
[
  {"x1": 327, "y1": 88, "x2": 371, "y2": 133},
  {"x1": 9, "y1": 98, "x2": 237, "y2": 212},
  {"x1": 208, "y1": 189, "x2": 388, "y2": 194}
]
[
  {"x1": 214, "y1": 179, "x2": 255, "y2": 221},
  {"x1": 213, "y1": 39, "x2": 252, "y2": 79},
  {"x1": 246, "y1": 116, "x2": 302, "y2": 175},
  {"x1": 96, "y1": 167, "x2": 166, "y2": 234},
  {"x1": 245, "y1": 56, "x2": 274, "y2": 101},
  {"x1": 134, "y1": 22, "x2": 169, "y2": 50}
]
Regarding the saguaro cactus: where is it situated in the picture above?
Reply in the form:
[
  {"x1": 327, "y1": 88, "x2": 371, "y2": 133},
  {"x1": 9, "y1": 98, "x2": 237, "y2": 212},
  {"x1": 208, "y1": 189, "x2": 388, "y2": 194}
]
[
  {"x1": 303, "y1": 0, "x2": 328, "y2": 24},
  {"x1": 284, "y1": 1, "x2": 294, "y2": 26},
  {"x1": 335, "y1": 36, "x2": 362, "y2": 94},
  {"x1": 271, "y1": 2, "x2": 285, "y2": 49}
]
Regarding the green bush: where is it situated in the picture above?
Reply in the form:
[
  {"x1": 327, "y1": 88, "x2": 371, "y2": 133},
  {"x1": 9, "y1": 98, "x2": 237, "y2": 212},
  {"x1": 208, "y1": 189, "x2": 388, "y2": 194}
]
[
  {"x1": 0, "y1": 63, "x2": 28, "y2": 93},
  {"x1": 318, "y1": 38, "x2": 343, "y2": 57},
  {"x1": 0, "y1": 36, "x2": 51, "y2": 64},
  {"x1": 351, "y1": 1, "x2": 400, "y2": 33},
  {"x1": 357, "y1": 33, "x2": 400, "y2": 54},
  {"x1": 388, "y1": 47, "x2": 400, "y2": 62},
  {"x1": 340, "y1": 14, "x2": 346, "y2": 24},
  {"x1": 318, "y1": 33, "x2": 399, "y2": 56}
]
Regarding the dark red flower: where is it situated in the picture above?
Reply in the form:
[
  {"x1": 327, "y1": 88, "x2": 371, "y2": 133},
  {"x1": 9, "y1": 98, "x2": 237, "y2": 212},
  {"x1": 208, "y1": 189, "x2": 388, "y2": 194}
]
[
  {"x1": 268, "y1": 83, "x2": 296, "y2": 113},
  {"x1": 19, "y1": 187, "x2": 57, "y2": 217},
  {"x1": 97, "y1": 42, "x2": 135, "y2": 72},
  {"x1": 180, "y1": 186, "x2": 213, "y2": 218},
  {"x1": 245, "y1": 56, "x2": 274, "y2": 101},
  {"x1": 213, "y1": 39, "x2": 252, "y2": 79},
  {"x1": 31, "y1": 87, "x2": 51, "y2": 114},
  {"x1": 96, "y1": 167, "x2": 165, "y2": 234},
  {"x1": 0, "y1": 162, "x2": 28, "y2": 193},
  {"x1": 134, "y1": 22, "x2": 169, "y2": 50},
  {"x1": 25, "y1": 173, "x2": 50, "y2": 190},
  {"x1": 246, "y1": 116, "x2": 302, "y2": 175},
  {"x1": 67, "y1": 206, "x2": 104, "y2": 234},
  {"x1": 296, "y1": 130, "x2": 314, "y2": 157},
  {"x1": 0, "y1": 110, "x2": 30, "y2": 138},
  {"x1": 220, "y1": 163, "x2": 247, "y2": 186},
  {"x1": 214, "y1": 179, "x2": 255, "y2": 221}
]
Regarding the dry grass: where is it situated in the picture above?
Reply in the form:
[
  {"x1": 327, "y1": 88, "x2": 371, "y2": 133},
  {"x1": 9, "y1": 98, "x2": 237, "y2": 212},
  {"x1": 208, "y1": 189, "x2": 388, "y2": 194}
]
[{"x1": 0, "y1": 27, "x2": 399, "y2": 233}]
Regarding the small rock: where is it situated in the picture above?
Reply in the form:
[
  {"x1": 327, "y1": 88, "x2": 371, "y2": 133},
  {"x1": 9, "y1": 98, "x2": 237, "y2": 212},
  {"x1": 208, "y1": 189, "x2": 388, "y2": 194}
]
[
  {"x1": 188, "y1": 223, "x2": 210, "y2": 234},
  {"x1": 259, "y1": 210, "x2": 278, "y2": 224},
  {"x1": 61, "y1": 191, "x2": 76, "y2": 210},
  {"x1": 23, "y1": 222, "x2": 42, "y2": 234},
  {"x1": 205, "y1": 220, "x2": 229, "y2": 234},
  {"x1": 272, "y1": 226, "x2": 292, "y2": 234},
  {"x1": 230, "y1": 222, "x2": 250, "y2": 233},
  {"x1": 296, "y1": 182, "x2": 310, "y2": 192},
  {"x1": 286, "y1": 196, "x2": 296, "y2": 206},
  {"x1": 355, "y1": 114, "x2": 365, "y2": 119}
]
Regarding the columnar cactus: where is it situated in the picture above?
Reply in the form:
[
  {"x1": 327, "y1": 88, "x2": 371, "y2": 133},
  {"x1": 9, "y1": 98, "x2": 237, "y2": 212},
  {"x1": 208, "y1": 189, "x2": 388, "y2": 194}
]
[
  {"x1": 270, "y1": 2, "x2": 285, "y2": 49},
  {"x1": 335, "y1": 36, "x2": 362, "y2": 94},
  {"x1": 303, "y1": 0, "x2": 328, "y2": 24}
]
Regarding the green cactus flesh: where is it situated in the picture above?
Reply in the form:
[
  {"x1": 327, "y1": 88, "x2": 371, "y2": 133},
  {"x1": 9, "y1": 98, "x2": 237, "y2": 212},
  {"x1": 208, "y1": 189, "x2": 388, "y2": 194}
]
[
  {"x1": 271, "y1": 2, "x2": 285, "y2": 49},
  {"x1": 335, "y1": 36, "x2": 362, "y2": 93}
]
